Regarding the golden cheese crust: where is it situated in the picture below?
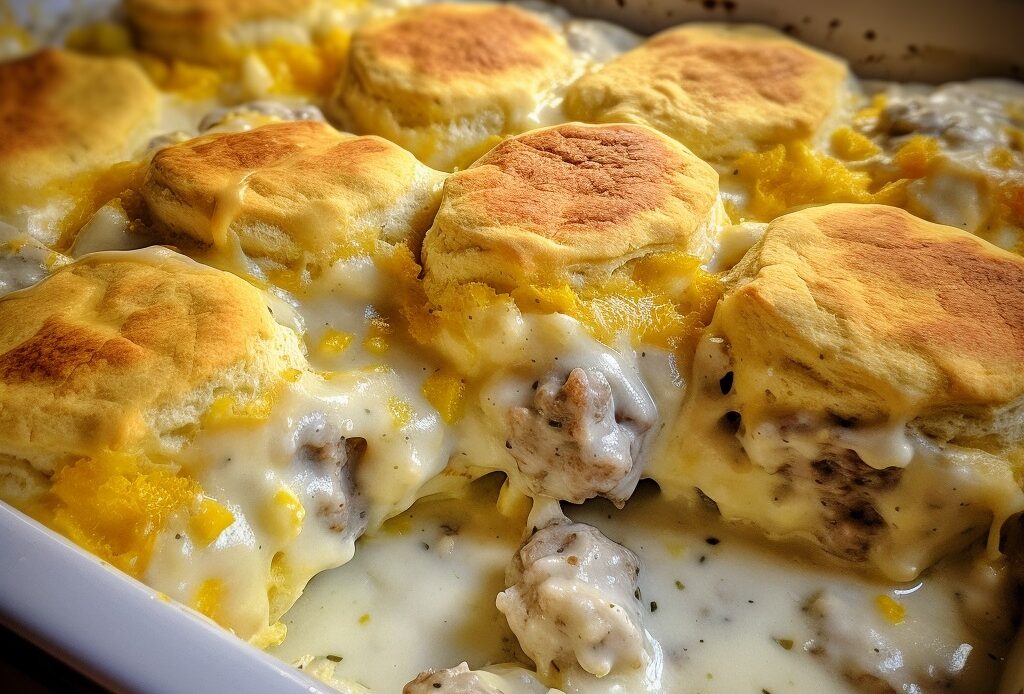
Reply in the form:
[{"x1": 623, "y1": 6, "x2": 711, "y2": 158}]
[
  {"x1": 0, "y1": 249, "x2": 303, "y2": 473},
  {"x1": 719, "y1": 203, "x2": 1024, "y2": 438},
  {"x1": 0, "y1": 49, "x2": 159, "y2": 226},
  {"x1": 140, "y1": 120, "x2": 445, "y2": 271},
  {"x1": 332, "y1": 3, "x2": 575, "y2": 170},
  {"x1": 565, "y1": 23, "x2": 849, "y2": 160},
  {"x1": 422, "y1": 122, "x2": 721, "y2": 292},
  {"x1": 124, "y1": 0, "x2": 315, "y2": 62}
]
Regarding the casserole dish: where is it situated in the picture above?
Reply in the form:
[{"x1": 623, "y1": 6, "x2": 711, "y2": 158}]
[{"x1": 1, "y1": 0, "x2": 1022, "y2": 692}]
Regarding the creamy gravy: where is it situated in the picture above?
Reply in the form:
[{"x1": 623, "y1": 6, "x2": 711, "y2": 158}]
[{"x1": 272, "y1": 479, "x2": 1011, "y2": 693}]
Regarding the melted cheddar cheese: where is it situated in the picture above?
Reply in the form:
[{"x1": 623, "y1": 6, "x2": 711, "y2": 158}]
[
  {"x1": 726, "y1": 138, "x2": 942, "y2": 222},
  {"x1": 30, "y1": 452, "x2": 201, "y2": 577},
  {"x1": 377, "y1": 245, "x2": 721, "y2": 371}
]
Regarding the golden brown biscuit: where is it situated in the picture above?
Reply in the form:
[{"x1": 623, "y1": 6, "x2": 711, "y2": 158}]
[
  {"x1": 140, "y1": 120, "x2": 445, "y2": 273},
  {"x1": 656, "y1": 203, "x2": 1024, "y2": 579},
  {"x1": 332, "y1": 3, "x2": 575, "y2": 171},
  {"x1": 722, "y1": 203, "x2": 1024, "y2": 424},
  {"x1": 422, "y1": 122, "x2": 722, "y2": 293},
  {"x1": 0, "y1": 49, "x2": 160, "y2": 245},
  {"x1": 565, "y1": 23, "x2": 850, "y2": 160},
  {"x1": 124, "y1": 0, "x2": 316, "y2": 63},
  {"x1": 0, "y1": 248, "x2": 303, "y2": 474}
]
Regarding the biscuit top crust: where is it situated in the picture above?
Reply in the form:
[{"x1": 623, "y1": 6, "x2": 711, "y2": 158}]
[
  {"x1": 342, "y1": 3, "x2": 574, "y2": 129},
  {"x1": 423, "y1": 122, "x2": 720, "y2": 291},
  {"x1": 355, "y1": 3, "x2": 559, "y2": 79},
  {"x1": 565, "y1": 23, "x2": 849, "y2": 160},
  {"x1": 0, "y1": 249, "x2": 298, "y2": 469},
  {"x1": 469, "y1": 123, "x2": 708, "y2": 237},
  {"x1": 720, "y1": 203, "x2": 1024, "y2": 422},
  {"x1": 141, "y1": 120, "x2": 444, "y2": 269},
  {"x1": 0, "y1": 49, "x2": 159, "y2": 205},
  {"x1": 334, "y1": 3, "x2": 576, "y2": 171}
]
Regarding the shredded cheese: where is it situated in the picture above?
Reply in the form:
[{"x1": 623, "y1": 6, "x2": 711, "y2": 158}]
[
  {"x1": 190, "y1": 498, "x2": 235, "y2": 547},
  {"x1": 35, "y1": 452, "x2": 201, "y2": 577},
  {"x1": 422, "y1": 372, "x2": 466, "y2": 424}
]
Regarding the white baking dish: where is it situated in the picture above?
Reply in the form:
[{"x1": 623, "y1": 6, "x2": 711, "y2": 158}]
[
  {"x1": 0, "y1": 504, "x2": 334, "y2": 694},
  {"x1": 2, "y1": 1, "x2": 1022, "y2": 692}
]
